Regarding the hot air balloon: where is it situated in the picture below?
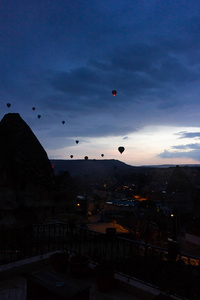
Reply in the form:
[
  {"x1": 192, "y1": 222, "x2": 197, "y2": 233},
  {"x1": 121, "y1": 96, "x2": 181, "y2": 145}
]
[
  {"x1": 76, "y1": 140, "x2": 79, "y2": 144},
  {"x1": 62, "y1": 121, "x2": 65, "y2": 124},
  {"x1": 6, "y1": 103, "x2": 11, "y2": 108},
  {"x1": 70, "y1": 155, "x2": 73, "y2": 159},
  {"x1": 101, "y1": 154, "x2": 104, "y2": 157},
  {"x1": 32, "y1": 107, "x2": 35, "y2": 111},
  {"x1": 84, "y1": 156, "x2": 88, "y2": 160},
  {"x1": 37, "y1": 115, "x2": 41, "y2": 119},
  {"x1": 112, "y1": 90, "x2": 117, "y2": 96},
  {"x1": 118, "y1": 146, "x2": 125, "y2": 154}
]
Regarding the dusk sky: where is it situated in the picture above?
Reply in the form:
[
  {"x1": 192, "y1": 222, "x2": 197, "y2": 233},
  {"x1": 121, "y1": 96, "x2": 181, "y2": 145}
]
[{"x1": 1, "y1": 0, "x2": 200, "y2": 166}]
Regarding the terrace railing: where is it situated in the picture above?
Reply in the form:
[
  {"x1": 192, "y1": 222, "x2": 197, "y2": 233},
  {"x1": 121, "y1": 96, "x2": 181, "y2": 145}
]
[{"x1": 0, "y1": 222, "x2": 199, "y2": 299}]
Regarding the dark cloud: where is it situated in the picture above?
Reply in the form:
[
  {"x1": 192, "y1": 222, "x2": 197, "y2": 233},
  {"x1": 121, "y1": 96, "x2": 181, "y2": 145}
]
[
  {"x1": 42, "y1": 138, "x2": 75, "y2": 150},
  {"x1": 172, "y1": 143, "x2": 200, "y2": 150},
  {"x1": 176, "y1": 132, "x2": 200, "y2": 139},
  {"x1": 1, "y1": 0, "x2": 200, "y2": 164},
  {"x1": 50, "y1": 67, "x2": 106, "y2": 96},
  {"x1": 110, "y1": 41, "x2": 199, "y2": 84},
  {"x1": 158, "y1": 149, "x2": 200, "y2": 161},
  {"x1": 158, "y1": 141, "x2": 200, "y2": 161},
  {"x1": 48, "y1": 34, "x2": 200, "y2": 115}
]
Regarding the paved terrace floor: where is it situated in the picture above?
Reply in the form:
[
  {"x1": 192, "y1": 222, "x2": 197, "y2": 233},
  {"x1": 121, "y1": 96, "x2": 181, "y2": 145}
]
[
  {"x1": 0, "y1": 274, "x2": 141, "y2": 300},
  {"x1": 0, "y1": 252, "x2": 172, "y2": 300}
]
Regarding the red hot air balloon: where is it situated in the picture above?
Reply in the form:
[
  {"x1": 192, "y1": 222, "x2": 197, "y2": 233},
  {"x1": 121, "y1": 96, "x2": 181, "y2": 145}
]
[
  {"x1": 32, "y1": 107, "x2": 35, "y2": 111},
  {"x1": 112, "y1": 90, "x2": 117, "y2": 96},
  {"x1": 70, "y1": 155, "x2": 73, "y2": 159},
  {"x1": 76, "y1": 140, "x2": 79, "y2": 144},
  {"x1": 118, "y1": 146, "x2": 125, "y2": 154},
  {"x1": 6, "y1": 103, "x2": 11, "y2": 108}
]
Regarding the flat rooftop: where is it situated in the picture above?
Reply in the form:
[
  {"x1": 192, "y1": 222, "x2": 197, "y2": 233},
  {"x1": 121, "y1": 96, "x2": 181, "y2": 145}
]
[{"x1": 86, "y1": 222, "x2": 130, "y2": 234}]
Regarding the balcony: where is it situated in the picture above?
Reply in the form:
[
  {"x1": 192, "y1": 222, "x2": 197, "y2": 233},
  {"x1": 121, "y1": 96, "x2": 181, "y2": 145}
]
[
  {"x1": 0, "y1": 222, "x2": 199, "y2": 299},
  {"x1": 0, "y1": 253, "x2": 152, "y2": 300}
]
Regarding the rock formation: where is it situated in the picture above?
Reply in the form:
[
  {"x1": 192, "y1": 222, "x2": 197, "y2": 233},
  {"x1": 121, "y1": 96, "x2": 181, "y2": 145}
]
[{"x1": 0, "y1": 113, "x2": 75, "y2": 227}]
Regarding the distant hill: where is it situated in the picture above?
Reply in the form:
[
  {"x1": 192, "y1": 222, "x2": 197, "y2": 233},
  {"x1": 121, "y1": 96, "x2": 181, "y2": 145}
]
[
  {"x1": 141, "y1": 164, "x2": 200, "y2": 168},
  {"x1": 50, "y1": 159, "x2": 155, "y2": 184},
  {"x1": 50, "y1": 159, "x2": 200, "y2": 191}
]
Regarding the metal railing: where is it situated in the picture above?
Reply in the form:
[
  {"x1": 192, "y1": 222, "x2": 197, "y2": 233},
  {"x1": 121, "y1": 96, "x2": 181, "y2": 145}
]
[{"x1": 0, "y1": 222, "x2": 199, "y2": 299}]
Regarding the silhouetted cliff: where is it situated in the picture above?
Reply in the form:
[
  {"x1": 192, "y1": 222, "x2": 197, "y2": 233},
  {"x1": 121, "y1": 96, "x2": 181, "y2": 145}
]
[
  {"x1": 0, "y1": 113, "x2": 55, "y2": 190},
  {"x1": 0, "y1": 113, "x2": 75, "y2": 227}
]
